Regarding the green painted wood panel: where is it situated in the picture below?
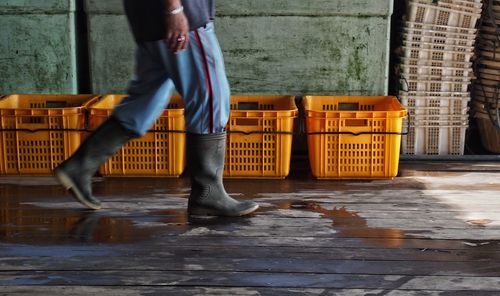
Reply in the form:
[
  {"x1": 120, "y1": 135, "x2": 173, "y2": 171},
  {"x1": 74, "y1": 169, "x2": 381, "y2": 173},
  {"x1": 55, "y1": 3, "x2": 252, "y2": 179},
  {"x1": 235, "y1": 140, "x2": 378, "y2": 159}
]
[
  {"x1": 218, "y1": 0, "x2": 391, "y2": 16},
  {"x1": 85, "y1": 0, "x2": 391, "y2": 16},
  {"x1": 217, "y1": 16, "x2": 390, "y2": 95},
  {"x1": 0, "y1": 0, "x2": 74, "y2": 14},
  {"x1": 86, "y1": 14, "x2": 134, "y2": 94},
  {"x1": 0, "y1": 6, "x2": 77, "y2": 94},
  {"x1": 85, "y1": 0, "x2": 392, "y2": 95}
]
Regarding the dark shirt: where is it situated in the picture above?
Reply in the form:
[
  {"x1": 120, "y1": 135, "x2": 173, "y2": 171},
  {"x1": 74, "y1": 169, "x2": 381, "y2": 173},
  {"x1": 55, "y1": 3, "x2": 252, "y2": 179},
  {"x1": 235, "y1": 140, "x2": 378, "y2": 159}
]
[{"x1": 123, "y1": 0, "x2": 215, "y2": 42}]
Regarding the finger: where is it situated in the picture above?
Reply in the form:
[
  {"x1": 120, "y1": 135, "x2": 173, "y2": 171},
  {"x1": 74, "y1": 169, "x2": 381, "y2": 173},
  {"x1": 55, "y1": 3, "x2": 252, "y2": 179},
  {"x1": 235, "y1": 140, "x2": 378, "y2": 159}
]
[
  {"x1": 167, "y1": 30, "x2": 181, "y2": 50},
  {"x1": 180, "y1": 35, "x2": 190, "y2": 51},
  {"x1": 172, "y1": 36, "x2": 182, "y2": 53},
  {"x1": 174, "y1": 35, "x2": 188, "y2": 53}
]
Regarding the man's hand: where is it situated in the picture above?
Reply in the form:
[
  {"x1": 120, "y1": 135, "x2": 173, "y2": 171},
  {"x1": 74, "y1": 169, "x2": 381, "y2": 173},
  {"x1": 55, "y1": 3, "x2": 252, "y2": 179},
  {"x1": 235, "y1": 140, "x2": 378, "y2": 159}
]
[{"x1": 164, "y1": 3, "x2": 189, "y2": 53}]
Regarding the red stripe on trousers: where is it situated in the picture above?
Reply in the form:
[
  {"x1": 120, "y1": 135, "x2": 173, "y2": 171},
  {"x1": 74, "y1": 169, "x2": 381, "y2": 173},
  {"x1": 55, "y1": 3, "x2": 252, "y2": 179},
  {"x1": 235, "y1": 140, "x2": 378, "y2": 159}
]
[{"x1": 194, "y1": 30, "x2": 214, "y2": 134}]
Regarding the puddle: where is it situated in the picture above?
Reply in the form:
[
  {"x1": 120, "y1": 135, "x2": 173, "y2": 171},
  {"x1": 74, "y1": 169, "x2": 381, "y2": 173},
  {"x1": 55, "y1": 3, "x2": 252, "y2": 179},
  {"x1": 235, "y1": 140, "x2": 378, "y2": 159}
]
[
  {"x1": 153, "y1": 209, "x2": 189, "y2": 226},
  {"x1": 0, "y1": 197, "x2": 251, "y2": 245},
  {"x1": 0, "y1": 178, "x2": 197, "y2": 245},
  {"x1": 151, "y1": 209, "x2": 255, "y2": 227},
  {"x1": 271, "y1": 200, "x2": 407, "y2": 247},
  {"x1": 0, "y1": 201, "x2": 174, "y2": 245}
]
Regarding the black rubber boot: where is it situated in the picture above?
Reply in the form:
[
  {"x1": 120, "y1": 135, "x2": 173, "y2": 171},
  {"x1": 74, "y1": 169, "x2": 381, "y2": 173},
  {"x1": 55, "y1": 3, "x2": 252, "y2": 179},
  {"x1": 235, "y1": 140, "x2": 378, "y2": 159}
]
[
  {"x1": 54, "y1": 117, "x2": 134, "y2": 210},
  {"x1": 187, "y1": 132, "x2": 259, "y2": 217}
]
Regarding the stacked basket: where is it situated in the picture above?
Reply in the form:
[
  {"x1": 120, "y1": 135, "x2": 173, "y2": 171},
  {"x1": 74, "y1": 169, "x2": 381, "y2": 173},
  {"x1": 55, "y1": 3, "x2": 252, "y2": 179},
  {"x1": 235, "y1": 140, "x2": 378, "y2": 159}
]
[
  {"x1": 399, "y1": 0, "x2": 483, "y2": 155},
  {"x1": 0, "y1": 95, "x2": 99, "y2": 175},
  {"x1": 472, "y1": 0, "x2": 500, "y2": 153}
]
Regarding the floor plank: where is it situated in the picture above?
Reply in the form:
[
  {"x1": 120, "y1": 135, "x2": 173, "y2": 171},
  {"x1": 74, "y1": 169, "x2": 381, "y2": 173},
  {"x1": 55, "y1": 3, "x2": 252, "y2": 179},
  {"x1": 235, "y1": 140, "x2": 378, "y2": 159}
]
[
  {"x1": 2, "y1": 256, "x2": 500, "y2": 276},
  {"x1": 2, "y1": 286, "x2": 500, "y2": 296},
  {"x1": 1, "y1": 270, "x2": 500, "y2": 290}
]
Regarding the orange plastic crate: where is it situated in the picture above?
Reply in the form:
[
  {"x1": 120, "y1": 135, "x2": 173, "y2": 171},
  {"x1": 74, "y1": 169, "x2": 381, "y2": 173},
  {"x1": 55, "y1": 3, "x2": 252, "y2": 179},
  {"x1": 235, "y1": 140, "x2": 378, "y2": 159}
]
[
  {"x1": 303, "y1": 96, "x2": 407, "y2": 179},
  {"x1": 88, "y1": 95, "x2": 185, "y2": 177},
  {"x1": 0, "y1": 94, "x2": 98, "y2": 175},
  {"x1": 224, "y1": 95, "x2": 298, "y2": 179}
]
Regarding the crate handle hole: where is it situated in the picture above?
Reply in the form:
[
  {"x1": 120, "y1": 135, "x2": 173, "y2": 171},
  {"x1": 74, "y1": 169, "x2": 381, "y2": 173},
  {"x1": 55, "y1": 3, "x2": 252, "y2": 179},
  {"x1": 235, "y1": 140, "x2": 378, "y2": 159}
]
[
  {"x1": 338, "y1": 103, "x2": 359, "y2": 111},
  {"x1": 237, "y1": 102, "x2": 259, "y2": 110},
  {"x1": 45, "y1": 101, "x2": 68, "y2": 108},
  {"x1": 345, "y1": 119, "x2": 368, "y2": 127},
  {"x1": 21, "y1": 116, "x2": 47, "y2": 124},
  {"x1": 235, "y1": 118, "x2": 260, "y2": 126}
]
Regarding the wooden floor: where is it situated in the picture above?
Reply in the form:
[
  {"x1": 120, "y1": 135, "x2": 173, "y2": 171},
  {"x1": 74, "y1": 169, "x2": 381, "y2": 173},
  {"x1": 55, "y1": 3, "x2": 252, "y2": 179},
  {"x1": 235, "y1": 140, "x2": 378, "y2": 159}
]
[{"x1": 1, "y1": 159, "x2": 500, "y2": 295}]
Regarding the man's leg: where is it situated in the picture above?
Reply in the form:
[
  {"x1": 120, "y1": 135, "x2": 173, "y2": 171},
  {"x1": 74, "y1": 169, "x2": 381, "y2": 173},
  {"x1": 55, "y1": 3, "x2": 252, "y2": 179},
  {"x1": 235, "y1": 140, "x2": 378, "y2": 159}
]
[
  {"x1": 54, "y1": 118, "x2": 133, "y2": 209},
  {"x1": 55, "y1": 43, "x2": 175, "y2": 209},
  {"x1": 113, "y1": 42, "x2": 176, "y2": 137},
  {"x1": 161, "y1": 23, "x2": 259, "y2": 216}
]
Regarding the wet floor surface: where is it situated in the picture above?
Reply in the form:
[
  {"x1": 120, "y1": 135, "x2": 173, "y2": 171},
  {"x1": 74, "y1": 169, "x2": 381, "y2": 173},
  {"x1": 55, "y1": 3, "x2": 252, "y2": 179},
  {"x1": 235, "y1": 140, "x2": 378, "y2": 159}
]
[{"x1": 1, "y1": 160, "x2": 500, "y2": 295}]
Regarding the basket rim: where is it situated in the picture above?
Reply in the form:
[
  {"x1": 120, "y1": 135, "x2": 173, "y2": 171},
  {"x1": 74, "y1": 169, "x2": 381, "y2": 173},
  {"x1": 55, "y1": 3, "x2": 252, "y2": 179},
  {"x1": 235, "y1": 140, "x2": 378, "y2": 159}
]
[
  {"x1": 0, "y1": 94, "x2": 99, "y2": 110},
  {"x1": 229, "y1": 95, "x2": 298, "y2": 118},
  {"x1": 89, "y1": 94, "x2": 184, "y2": 110},
  {"x1": 303, "y1": 96, "x2": 407, "y2": 118}
]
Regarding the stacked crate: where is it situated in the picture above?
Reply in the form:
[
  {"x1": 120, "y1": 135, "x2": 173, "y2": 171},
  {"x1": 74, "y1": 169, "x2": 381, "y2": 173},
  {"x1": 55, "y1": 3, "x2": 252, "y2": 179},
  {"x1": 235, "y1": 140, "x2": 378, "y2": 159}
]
[
  {"x1": 302, "y1": 96, "x2": 407, "y2": 179},
  {"x1": 0, "y1": 95, "x2": 98, "y2": 175},
  {"x1": 472, "y1": 0, "x2": 500, "y2": 153},
  {"x1": 399, "y1": 0, "x2": 483, "y2": 155}
]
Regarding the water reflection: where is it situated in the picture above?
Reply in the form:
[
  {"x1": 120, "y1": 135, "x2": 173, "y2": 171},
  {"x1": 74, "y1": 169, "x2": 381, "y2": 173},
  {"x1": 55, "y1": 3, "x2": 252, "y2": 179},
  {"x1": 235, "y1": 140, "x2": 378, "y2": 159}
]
[
  {"x1": 275, "y1": 200, "x2": 406, "y2": 247},
  {"x1": 0, "y1": 200, "x2": 168, "y2": 245},
  {"x1": 152, "y1": 208, "x2": 255, "y2": 227},
  {"x1": 153, "y1": 209, "x2": 189, "y2": 226},
  {"x1": 1, "y1": 200, "x2": 259, "y2": 245}
]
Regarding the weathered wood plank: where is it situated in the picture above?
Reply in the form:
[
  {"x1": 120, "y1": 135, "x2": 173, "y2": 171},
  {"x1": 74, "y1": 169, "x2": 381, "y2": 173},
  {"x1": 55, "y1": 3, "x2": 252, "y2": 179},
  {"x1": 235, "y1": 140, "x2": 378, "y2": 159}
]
[
  {"x1": 2, "y1": 286, "x2": 500, "y2": 296},
  {"x1": 6, "y1": 202, "x2": 500, "y2": 215},
  {"x1": 1, "y1": 243, "x2": 498, "y2": 264},
  {"x1": 3, "y1": 201, "x2": 499, "y2": 225},
  {"x1": 1, "y1": 271, "x2": 499, "y2": 290},
  {"x1": 2, "y1": 256, "x2": 500, "y2": 276},
  {"x1": 124, "y1": 236, "x2": 500, "y2": 251},
  {"x1": 255, "y1": 190, "x2": 500, "y2": 205},
  {"x1": 3, "y1": 234, "x2": 494, "y2": 251},
  {"x1": 0, "y1": 215, "x2": 487, "y2": 229},
  {"x1": 1, "y1": 224, "x2": 499, "y2": 240},
  {"x1": 9, "y1": 190, "x2": 500, "y2": 210}
]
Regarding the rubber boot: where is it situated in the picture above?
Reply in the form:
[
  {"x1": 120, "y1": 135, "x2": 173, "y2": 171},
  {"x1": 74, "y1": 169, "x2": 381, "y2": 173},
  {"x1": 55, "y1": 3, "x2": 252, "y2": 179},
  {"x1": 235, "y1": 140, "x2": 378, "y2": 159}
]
[
  {"x1": 187, "y1": 132, "x2": 259, "y2": 216},
  {"x1": 54, "y1": 117, "x2": 134, "y2": 210}
]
